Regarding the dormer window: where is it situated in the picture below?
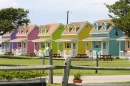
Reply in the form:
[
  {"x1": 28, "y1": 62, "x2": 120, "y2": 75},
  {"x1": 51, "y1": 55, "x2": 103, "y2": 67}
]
[
  {"x1": 43, "y1": 28, "x2": 48, "y2": 33},
  {"x1": 71, "y1": 24, "x2": 76, "y2": 31},
  {"x1": 65, "y1": 25, "x2": 69, "y2": 32},
  {"x1": 102, "y1": 22, "x2": 107, "y2": 30},
  {"x1": 72, "y1": 27, "x2": 76, "y2": 31},
  {"x1": 40, "y1": 27, "x2": 43, "y2": 33},
  {"x1": 94, "y1": 23, "x2": 98, "y2": 30},
  {"x1": 24, "y1": 29, "x2": 26, "y2": 33}
]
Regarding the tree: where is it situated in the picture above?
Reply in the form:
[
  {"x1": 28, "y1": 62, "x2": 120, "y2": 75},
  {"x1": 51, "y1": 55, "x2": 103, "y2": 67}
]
[
  {"x1": 0, "y1": 7, "x2": 30, "y2": 35},
  {"x1": 105, "y1": 0, "x2": 130, "y2": 37}
]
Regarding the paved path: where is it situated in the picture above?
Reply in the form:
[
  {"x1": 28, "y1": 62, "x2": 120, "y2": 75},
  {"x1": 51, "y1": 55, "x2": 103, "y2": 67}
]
[{"x1": 45, "y1": 75, "x2": 130, "y2": 83}]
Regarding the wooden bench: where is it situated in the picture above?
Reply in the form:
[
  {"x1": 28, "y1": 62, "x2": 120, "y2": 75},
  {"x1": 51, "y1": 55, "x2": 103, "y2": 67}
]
[
  {"x1": 26, "y1": 52, "x2": 36, "y2": 57},
  {"x1": 75, "y1": 54, "x2": 88, "y2": 58},
  {"x1": 99, "y1": 55, "x2": 113, "y2": 61},
  {"x1": 53, "y1": 54, "x2": 61, "y2": 58},
  {"x1": 4, "y1": 52, "x2": 14, "y2": 56}
]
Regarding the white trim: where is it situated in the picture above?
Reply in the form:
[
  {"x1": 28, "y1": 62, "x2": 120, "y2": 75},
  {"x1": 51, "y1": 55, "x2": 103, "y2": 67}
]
[
  {"x1": 62, "y1": 34, "x2": 77, "y2": 36},
  {"x1": 38, "y1": 34, "x2": 51, "y2": 36},
  {"x1": 83, "y1": 37, "x2": 109, "y2": 41},
  {"x1": 90, "y1": 32, "x2": 109, "y2": 34}
]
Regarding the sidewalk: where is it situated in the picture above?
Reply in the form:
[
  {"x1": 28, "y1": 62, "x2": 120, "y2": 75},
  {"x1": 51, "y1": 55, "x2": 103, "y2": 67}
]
[{"x1": 45, "y1": 75, "x2": 130, "y2": 83}]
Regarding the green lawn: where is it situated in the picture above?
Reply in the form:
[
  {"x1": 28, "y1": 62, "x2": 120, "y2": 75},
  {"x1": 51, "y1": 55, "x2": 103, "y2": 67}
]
[
  {"x1": 1, "y1": 57, "x2": 130, "y2": 86},
  {"x1": 0, "y1": 57, "x2": 130, "y2": 76}
]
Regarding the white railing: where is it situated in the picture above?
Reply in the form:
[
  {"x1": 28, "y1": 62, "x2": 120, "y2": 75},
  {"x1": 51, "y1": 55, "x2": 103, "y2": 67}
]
[
  {"x1": 12, "y1": 49, "x2": 16, "y2": 55},
  {"x1": 86, "y1": 50, "x2": 93, "y2": 58},
  {"x1": 119, "y1": 51, "x2": 130, "y2": 59},
  {"x1": 38, "y1": 50, "x2": 44, "y2": 57},
  {"x1": 34, "y1": 49, "x2": 39, "y2": 56},
  {"x1": 0, "y1": 49, "x2": 5, "y2": 54},
  {"x1": 58, "y1": 50, "x2": 63, "y2": 57},
  {"x1": 16, "y1": 49, "x2": 22, "y2": 56}
]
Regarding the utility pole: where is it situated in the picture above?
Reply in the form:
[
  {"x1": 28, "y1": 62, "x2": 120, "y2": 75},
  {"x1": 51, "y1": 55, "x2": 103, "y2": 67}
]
[{"x1": 66, "y1": 11, "x2": 70, "y2": 24}]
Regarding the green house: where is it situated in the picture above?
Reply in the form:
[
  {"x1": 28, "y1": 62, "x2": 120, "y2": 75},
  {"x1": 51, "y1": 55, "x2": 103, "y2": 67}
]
[{"x1": 32, "y1": 23, "x2": 64, "y2": 56}]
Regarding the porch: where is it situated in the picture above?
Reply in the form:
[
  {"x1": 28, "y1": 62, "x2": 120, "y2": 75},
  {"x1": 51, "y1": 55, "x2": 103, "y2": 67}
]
[
  {"x1": 119, "y1": 50, "x2": 130, "y2": 59},
  {"x1": 86, "y1": 49, "x2": 108, "y2": 59},
  {"x1": 32, "y1": 38, "x2": 52, "y2": 57},
  {"x1": 55, "y1": 38, "x2": 78, "y2": 58},
  {"x1": 10, "y1": 38, "x2": 27, "y2": 56}
]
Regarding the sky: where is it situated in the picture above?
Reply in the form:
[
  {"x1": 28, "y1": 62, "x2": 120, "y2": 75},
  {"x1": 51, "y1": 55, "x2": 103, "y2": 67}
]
[{"x1": 0, "y1": 0, "x2": 118, "y2": 25}]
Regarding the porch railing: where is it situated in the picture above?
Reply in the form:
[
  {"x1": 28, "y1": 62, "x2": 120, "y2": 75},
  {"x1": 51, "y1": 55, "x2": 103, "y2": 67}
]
[{"x1": 119, "y1": 51, "x2": 130, "y2": 59}]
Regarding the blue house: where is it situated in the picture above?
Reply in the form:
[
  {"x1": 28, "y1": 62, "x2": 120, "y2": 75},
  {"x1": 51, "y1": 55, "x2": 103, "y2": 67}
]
[{"x1": 83, "y1": 19, "x2": 124, "y2": 58}]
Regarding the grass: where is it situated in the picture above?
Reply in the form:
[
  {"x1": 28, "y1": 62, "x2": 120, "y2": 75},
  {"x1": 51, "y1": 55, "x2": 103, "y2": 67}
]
[
  {"x1": 0, "y1": 57, "x2": 130, "y2": 76},
  {"x1": 1, "y1": 56, "x2": 130, "y2": 86}
]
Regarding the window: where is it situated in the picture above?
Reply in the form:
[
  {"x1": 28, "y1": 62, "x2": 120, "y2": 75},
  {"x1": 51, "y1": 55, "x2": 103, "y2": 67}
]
[
  {"x1": 94, "y1": 42, "x2": 100, "y2": 48},
  {"x1": 18, "y1": 42, "x2": 21, "y2": 47},
  {"x1": 128, "y1": 41, "x2": 130, "y2": 48},
  {"x1": 94, "y1": 23, "x2": 98, "y2": 30},
  {"x1": 86, "y1": 42, "x2": 88, "y2": 46},
  {"x1": 40, "y1": 27, "x2": 43, "y2": 33},
  {"x1": 102, "y1": 23, "x2": 106, "y2": 30},
  {"x1": 94, "y1": 24, "x2": 97, "y2": 30},
  {"x1": 65, "y1": 43, "x2": 71, "y2": 48},
  {"x1": 41, "y1": 42, "x2": 45, "y2": 48}
]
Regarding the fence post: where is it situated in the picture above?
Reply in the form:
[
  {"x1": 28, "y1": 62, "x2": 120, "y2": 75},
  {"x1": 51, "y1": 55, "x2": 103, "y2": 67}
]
[
  {"x1": 62, "y1": 57, "x2": 71, "y2": 86},
  {"x1": 48, "y1": 49, "x2": 53, "y2": 84},
  {"x1": 95, "y1": 52, "x2": 98, "y2": 73},
  {"x1": 42, "y1": 54, "x2": 45, "y2": 74}
]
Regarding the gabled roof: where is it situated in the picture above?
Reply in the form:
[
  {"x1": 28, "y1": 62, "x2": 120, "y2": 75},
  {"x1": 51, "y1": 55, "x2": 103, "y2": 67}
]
[
  {"x1": 38, "y1": 23, "x2": 61, "y2": 36},
  {"x1": 90, "y1": 19, "x2": 113, "y2": 34},
  {"x1": 62, "y1": 21, "x2": 88, "y2": 35},
  {"x1": 16, "y1": 24, "x2": 37, "y2": 36}
]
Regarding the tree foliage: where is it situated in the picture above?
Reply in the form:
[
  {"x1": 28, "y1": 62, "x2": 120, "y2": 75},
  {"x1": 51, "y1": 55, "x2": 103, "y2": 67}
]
[
  {"x1": 0, "y1": 7, "x2": 30, "y2": 35},
  {"x1": 105, "y1": 0, "x2": 130, "y2": 37}
]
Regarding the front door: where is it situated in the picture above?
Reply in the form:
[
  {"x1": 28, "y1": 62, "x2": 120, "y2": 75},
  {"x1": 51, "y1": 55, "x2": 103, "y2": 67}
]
[
  {"x1": 72, "y1": 43, "x2": 77, "y2": 56},
  {"x1": 103, "y1": 41, "x2": 107, "y2": 55},
  {"x1": 5, "y1": 42, "x2": 10, "y2": 52},
  {"x1": 23, "y1": 42, "x2": 26, "y2": 55}
]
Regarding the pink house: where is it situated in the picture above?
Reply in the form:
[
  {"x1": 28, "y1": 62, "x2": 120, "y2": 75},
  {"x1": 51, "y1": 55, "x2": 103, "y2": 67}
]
[{"x1": 10, "y1": 25, "x2": 39, "y2": 56}]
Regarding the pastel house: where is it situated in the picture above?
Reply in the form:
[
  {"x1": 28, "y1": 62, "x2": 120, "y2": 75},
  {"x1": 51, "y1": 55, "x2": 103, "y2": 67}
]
[
  {"x1": 10, "y1": 25, "x2": 39, "y2": 56},
  {"x1": 0, "y1": 29, "x2": 18, "y2": 54},
  {"x1": 32, "y1": 23, "x2": 64, "y2": 57},
  {"x1": 116, "y1": 35, "x2": 130, "y2": 59},
  {"x1": 55, "y1": 21, "x2": 93, "y2": 58},
  {"x1": 83, "y1": 19, "x2": 124, "y2": 59}
]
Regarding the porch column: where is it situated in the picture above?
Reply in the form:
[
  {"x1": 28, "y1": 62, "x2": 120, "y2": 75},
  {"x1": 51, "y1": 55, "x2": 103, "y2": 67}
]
[
  {"x1": 21, "y1": 42, "x2": 22, "y2": 54},
  {"x1": 57, "y1": 42, "x2": 59, "y2": 54},
  {"x1": 101, "y1": 41, "x2": 103, "y2": 54},
  {"x1": 12, "y1": 42, "x2": 13, "y2": 52},
  {"x1": 34, "y1": 42, "x2": 36, "y2": 51},
  {"x1": 119, "y1": 41, "x2": 121, "y2": 57},
  {"x1": 4, "y1": 42, "x2": 5, "y2": 52}
]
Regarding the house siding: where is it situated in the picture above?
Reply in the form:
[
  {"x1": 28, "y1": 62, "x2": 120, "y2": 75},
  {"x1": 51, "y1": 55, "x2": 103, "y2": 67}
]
[
  {"x1": 109, "y1": 40, "x2": 119, "y2": 56},
  {"x1": 109, "y1": 28, "x2": 124, "y2": 56},
  {"x1": 52, "y1": 24, "x2": 64, "y2": 54},
  {"x1": 28, "y1": 26, "x2": 39, "y2": 53},
  {"x1": 78, "y1": 23, "x2": 92, "y2": 53}
]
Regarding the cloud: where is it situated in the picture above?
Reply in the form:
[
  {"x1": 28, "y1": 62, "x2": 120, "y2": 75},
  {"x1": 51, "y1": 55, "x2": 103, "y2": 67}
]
[
  {"x1": 0, "y1": 0, "x2": 118, "y2": 25},
  {"x1": 0, "y1": 0, "x2": 20, "y2": 9}
]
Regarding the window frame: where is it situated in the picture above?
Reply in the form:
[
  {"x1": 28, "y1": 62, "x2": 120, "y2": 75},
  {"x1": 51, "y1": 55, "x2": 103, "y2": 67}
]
[
  {"x1": 128, "y1": 41, "x2": 130, "y2": 48},
  {"x1": 94, "y1": 42, "x2": 100, "y2": 48},
  {"x1": 65, "y1": 43, "x2": 71, "y2": 48}
]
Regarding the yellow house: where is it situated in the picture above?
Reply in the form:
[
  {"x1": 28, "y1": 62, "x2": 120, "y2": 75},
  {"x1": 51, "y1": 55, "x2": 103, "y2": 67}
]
[{"x1": 55, "y1": 21, "x2": 93, "y2": 58}]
